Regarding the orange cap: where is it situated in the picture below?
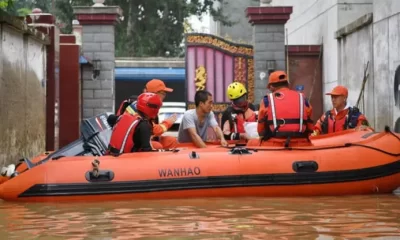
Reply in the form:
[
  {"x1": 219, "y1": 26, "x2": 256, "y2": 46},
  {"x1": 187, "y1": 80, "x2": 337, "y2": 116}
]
[
  {"x1": 325, "y1": 85, "x2": 348, "y2": 97},
  {"x1": 145, "y1": 79, "x2": 173, "y2": 93},
  {"x1": 267, "y1": 70, "x2": 288, "y2": 87}
]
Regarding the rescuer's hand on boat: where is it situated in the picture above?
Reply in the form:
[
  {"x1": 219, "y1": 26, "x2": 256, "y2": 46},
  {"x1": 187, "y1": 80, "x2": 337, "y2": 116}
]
[
  {"x1": 220, "y1": 138, "x2": 228, "y2": 147},
  {"x1": 311, "y1": 130, "x2": 320, "y2": 136}
]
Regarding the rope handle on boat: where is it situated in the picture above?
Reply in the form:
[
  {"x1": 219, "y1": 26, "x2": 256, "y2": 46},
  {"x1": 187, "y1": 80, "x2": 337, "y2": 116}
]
[
  {"x1": 91, "y1": 159, "x2": 100, "y2": 178},
  {"x1": 225, "y1": 125, "x2": 400, "y2": 157}
]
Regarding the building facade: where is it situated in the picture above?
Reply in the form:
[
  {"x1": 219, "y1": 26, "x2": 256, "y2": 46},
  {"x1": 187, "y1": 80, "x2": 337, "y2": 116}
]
[{"x1": 211, "y1": 0, "x2": 400, "y2": 131}]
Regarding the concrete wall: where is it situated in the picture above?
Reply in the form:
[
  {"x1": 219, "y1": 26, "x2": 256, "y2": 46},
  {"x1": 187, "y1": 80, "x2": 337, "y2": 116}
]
[
  {"x1": 115, "y1": 57, "x2": 185, "y2": 68},
  {"x1": 0, "y1": 15, "x2": 48, "y2": 165},
  {"x1": 81, "y1": 25, "x2": 116, "y2": 118},
  {"x1": 337, "y1": 14, "x2": 374, "y2": 126},
  {"x1": 335, "y1": 0, "x2": 400, "y2": 131},
  {"x1": 271, "y1": 0, "x2": 373, "y2": 111},
  {"x1": 371, "y1": 0, "x2": 400, "y2": 131},
  {"x1": 253, "y1": 23, "x2": 287, "y2": 103},
  {"x1": 210, "y1": 0, "x2": 259, "y2": 43},
  {"x1": 210, "y1": 0, "x2": 373, "y2": 111}
]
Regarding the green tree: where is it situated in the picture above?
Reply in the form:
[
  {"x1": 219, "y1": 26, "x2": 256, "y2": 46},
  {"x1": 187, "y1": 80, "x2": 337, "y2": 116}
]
[
  {"x1": 55, "y1": 0, "x2": 231, "y2": 57},
  {"x1": 55, "y1": 0, "x2": 92, "y2": 33},
  {"x1": 2, "y1": 0, "x2": 51, "y2": 16},
  {"x1": 0, "y1": 0, "x2": 14, "y2": 10},
  {"x1": 110, "y1": 0, "x2": 232, "y2": 57}
]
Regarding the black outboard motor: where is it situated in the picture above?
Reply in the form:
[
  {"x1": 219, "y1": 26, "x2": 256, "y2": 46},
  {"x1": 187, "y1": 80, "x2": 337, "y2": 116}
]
[{"x1": 20, "y1": 112, "x2": 114, "y2": 169}]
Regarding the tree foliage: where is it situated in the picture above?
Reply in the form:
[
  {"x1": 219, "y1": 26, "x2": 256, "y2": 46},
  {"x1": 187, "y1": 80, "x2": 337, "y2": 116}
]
[
  {"x1": 0, "y1": 0, "x2": 14, "y2": 10},
  {"x1": 2, "y1": 0, "x2": 232, "y2": 58},
  {"x1": 109, "y1": 0, "x2": 232, "y2": 57},
  {"x1": 1, "y1": 0, "x2": 50, "y2": 16}
]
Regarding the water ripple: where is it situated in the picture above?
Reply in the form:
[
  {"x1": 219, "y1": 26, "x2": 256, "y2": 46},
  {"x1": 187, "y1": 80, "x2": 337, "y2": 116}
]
[{"x1": 0, "y1": 195, "x2": 399, "y2": 239}]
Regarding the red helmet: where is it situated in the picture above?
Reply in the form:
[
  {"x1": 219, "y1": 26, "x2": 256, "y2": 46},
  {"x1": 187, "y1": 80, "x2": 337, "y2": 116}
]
[{"x1": 136, "y1": 93, "x2": 162, "y2": 119}]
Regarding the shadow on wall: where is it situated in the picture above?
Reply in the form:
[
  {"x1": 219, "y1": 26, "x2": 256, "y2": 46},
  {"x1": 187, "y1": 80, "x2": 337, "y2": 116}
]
[
  {"x1": 0, "y1": 60, "x2": 46, "y2": 166},
  {"x1": 393, "y1": 65, "x2": 400, "y2": 133}
]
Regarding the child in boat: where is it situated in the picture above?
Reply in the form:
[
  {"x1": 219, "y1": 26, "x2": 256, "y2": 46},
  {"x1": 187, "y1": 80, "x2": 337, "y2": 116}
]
[
  {"x1": 312, "y1": 85, "x2": 371, "y2": 136},
  {"x1": 177, "y1": 90, "x2": 228, "y2": 148},
  {"x1": 107, "y1": 93, "x2": 163, "y2": 155},
  {"x1": 247, "y1": 70, "x2": 314, "y2": 147},
  {"x1": 220, "y1": 82, "x2": 257, "y2": 142}
]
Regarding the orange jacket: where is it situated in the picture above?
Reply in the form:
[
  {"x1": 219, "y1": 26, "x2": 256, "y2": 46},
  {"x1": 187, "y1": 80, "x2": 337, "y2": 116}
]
[
  {"x1": 125, "y1": 104, "x2": 174, "y2": 136},
  {"x1": 314, "y1": 107, "x2": 369, "y2": 134},
  {"x1": 257, "y1": 88, "x2": 314, "y2": 137}
]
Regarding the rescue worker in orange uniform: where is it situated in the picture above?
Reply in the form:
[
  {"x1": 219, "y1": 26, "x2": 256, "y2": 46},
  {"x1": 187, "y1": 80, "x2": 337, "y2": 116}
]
[
  {"x1": 124, "y1": 79, "x2": 179, "y2": 149},
  {"x1": 312, "y1": 85, "x2": 370, "y2": 136},
  {"x1": 107, "y1": 93, "x2": 163, "y2": 155},
  {"x1": 107, "y1": 95, "x2": 139, "y2": 127},
  {"x1": 221, "y1": 82, "x2": 257, "y2": 142},
  {"x1": 247, "y1": 70, "x2": 314, "y2": 147},
  {"x1": 116, "y1": 95, "x2": 138, "y2": 116}
]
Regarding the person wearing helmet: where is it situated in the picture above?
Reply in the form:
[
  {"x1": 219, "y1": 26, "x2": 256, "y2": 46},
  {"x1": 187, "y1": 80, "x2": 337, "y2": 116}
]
[
  {"x1": 107, "y1": 94, "x2": 139, "y2": 127},
  {"x1": 311, "y1": 85, "x2": 371, "y2": 136},
  {"x1": 107, "y1": 93, "x2": 163, "y2": 155},
  {"x1": 247, "y1": 70, "x2": 314, "y2": 147},
  {"x1": 220, "y1": 81, "x2": 257, "y2": 141},
  {"x1": 123, "y1": 79, "x2": 179, "y2": 150}
]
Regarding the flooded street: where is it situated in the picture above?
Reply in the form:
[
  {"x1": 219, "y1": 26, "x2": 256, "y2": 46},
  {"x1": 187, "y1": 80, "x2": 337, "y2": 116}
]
[{"x1": 0, "y1": 194, "x2": 399, "y2": 240}]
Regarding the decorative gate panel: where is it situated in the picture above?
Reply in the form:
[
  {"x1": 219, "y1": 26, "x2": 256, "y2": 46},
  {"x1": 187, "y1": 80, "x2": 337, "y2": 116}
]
[{"x1": 185, "y1": 33, "x2": 254, "y2": 113}]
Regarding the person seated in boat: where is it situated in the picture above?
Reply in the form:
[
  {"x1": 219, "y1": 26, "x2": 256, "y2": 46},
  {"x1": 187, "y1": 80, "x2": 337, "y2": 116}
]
[
  {"x1": 107, "y1": 94, "x2": 139, "y2": 127},
  {"x1": 247, "y1": 70, "x2": 314, "y2": 147},
  {"x1": 107, "y1": 93, "x2": 163, "y2": 155},
  {"x1": 119, "y1": 79, "x2": 179, "y2": 150},
  {"x1": 177, "y1": 90, "x2": 228, "y2": 148},
  {"x1": 311, "y1": 85, "x2": 371, "y2": 136},
  {"x1": 220, "y1": 81, "x2": 257, "y2": 142}
]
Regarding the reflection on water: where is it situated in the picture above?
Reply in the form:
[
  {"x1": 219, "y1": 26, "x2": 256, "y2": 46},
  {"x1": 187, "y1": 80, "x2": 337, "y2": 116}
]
[{"x1": 0, "y1": 195, "x2": 399, "y2": 240}]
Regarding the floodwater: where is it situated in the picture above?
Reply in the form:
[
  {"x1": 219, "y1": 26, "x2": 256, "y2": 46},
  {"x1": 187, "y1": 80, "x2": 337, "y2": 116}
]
[{"x1": 0, "y1": 194, "x2": 399, "y2": 240}]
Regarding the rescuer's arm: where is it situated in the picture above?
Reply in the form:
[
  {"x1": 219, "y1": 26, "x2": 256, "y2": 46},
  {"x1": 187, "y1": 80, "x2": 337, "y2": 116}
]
[
  {"x1": 209, "y1": 111, "x2": 228, "y2": 146},
  {"x1": 311, "y1": 113, "x2": 325, "y2": 136},
  {"x1": 305, "y1": 100, "x2": 314, "y2": 133}
]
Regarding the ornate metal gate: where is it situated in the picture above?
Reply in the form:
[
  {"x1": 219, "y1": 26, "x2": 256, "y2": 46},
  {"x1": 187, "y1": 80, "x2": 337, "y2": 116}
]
[{"x1": 185, "y1": 33, "x2": 254, "y2": 114}]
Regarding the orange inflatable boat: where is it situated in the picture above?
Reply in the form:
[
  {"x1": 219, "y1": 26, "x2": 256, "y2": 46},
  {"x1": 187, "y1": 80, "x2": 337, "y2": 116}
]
[{"x1": 0, "y1": 125, "x2": 400, "y2": 202}]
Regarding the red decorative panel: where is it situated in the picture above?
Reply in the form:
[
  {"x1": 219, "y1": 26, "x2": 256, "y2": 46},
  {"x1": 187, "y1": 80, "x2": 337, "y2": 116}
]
[{"x1": 185, "y1": 33, "x2": 254, "y2": 112}]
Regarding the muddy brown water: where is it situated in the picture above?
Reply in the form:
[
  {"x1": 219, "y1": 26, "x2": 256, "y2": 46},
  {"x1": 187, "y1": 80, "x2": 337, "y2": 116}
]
[{"x1": 0, "y1": 194, "x2": 399, "y2": 240}]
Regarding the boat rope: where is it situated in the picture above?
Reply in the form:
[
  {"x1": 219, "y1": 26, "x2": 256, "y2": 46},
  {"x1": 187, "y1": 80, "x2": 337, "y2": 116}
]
[
  {"x1": 229, "y1": 126, "x2": 400, "y2": 157},
  {"x1": 91, "y1": 159, "x2": 100, "y2": 178}
]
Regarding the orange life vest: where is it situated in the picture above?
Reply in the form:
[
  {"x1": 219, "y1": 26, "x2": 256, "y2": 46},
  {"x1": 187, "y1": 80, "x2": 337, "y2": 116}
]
[
  {"x1": 264, "y1": 90, "x2": 309, "y2": 138},
  {"x1": 321, "y1": 107, "x2": 361, "y2": 133},
  {"x1": 231, "y1": 111, "x2": 257, "y2": 133},
  {"x1": 107, "y1": 114, "x2": 141, "y2": 155},
  {"x1": 116, "y1": 99, "x2": 136, "y2": 116}
]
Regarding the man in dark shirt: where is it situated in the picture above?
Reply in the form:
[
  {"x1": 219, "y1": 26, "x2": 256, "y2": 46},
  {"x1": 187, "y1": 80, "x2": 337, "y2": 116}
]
[{"x1": 131, "y1": 120, "x2": 154, "y2": 152}]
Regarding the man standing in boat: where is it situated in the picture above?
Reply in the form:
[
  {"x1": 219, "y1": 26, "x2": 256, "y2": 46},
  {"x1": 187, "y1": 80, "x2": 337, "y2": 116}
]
[
  {"x1": 108, "y1": 93, "x2": 163, "y2": 154},
  {"x1": 247, "y1": 70, "x2": 314, "y2": 147},
  {"x1": 312, "y1": 85, "x2": 371, "y2": 136},
  {"x1": 221, "y1": 82, "x2": 257, "y2": 142},
  {"x1": 177, "y1": 90, "x2": 228, "y2": 148}
]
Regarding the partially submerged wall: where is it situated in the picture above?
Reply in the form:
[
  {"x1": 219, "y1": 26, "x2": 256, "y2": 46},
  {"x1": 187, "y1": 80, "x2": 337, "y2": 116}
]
[
  {"x1": 336, "y1": 13, "x2": 374, "y2": 127},
  {"x1": 336, "y1": 3, "x2": 400, "y2": 131},
  {"x1": 0, "y1": 12, "x2": 49, "y2": 165}
]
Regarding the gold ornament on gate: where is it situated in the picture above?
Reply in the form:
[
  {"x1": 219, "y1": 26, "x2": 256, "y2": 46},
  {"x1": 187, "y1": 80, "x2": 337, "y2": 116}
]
[{"x1": 195, "y1": 66, "x2": 207, "y2": 91}]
